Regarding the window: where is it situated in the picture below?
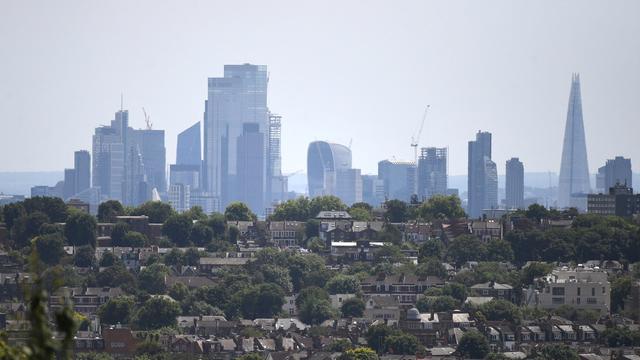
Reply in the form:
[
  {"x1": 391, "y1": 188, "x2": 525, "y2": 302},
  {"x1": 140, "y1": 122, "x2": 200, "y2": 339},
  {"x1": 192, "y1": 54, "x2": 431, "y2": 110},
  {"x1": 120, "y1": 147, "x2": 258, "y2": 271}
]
[
  {"x1": 591, "y1": 288, "x2": 595, "y2": 296},
  {"x1": 587, "y1": 298, "x2": 597, "y2": 304},
  {"x1": 552, "y1": 287, "x2": 565, "y2": 296},
  {"x1": 577, "y1": 287, "x2": 581, "y2": 296},
  {"x1": 552, "y1": 297, "x2": 565, "y2": 305},
  {"x1": 602, "y1": 287, "x2": 606, "y2": 294}
]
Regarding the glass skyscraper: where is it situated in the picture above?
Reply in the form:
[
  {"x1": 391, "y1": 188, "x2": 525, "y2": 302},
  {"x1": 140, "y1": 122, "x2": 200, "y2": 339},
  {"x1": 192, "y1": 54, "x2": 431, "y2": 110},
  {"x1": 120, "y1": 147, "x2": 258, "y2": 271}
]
[
  {"x1": 468, "y1": 131, "x2": 497, "y2": 217},
  {"x1": 307, "y1": 141, "x2": 353, "y2": 198}
]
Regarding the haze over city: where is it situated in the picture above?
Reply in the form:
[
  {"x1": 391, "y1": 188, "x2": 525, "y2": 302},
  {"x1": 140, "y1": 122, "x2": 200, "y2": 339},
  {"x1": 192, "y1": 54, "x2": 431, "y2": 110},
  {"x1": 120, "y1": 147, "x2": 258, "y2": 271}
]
[{"x1": 1, "y1": 0, "x2": 639, "y2": 176}]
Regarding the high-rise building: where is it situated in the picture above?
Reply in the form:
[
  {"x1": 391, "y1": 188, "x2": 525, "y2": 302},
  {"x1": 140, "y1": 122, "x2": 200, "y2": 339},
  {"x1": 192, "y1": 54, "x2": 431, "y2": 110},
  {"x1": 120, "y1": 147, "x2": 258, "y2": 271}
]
[
  {"x1": 377, "y1": 160, "x2": 416, "y2": 202},
  {"x1": 558, "y1": 73, "x2": 591, "y2": 208},
  {"x1": 505, "y1": 157, "x2": 524, "y2": 209},
  {"x1": 74, "y1": 150, "x2": 91, "y2": 194},
  {"x1": 170, "y1": 164, "x2": 200, "y2": 189},
  {"x1": 204, "y1": 64, "x2": 269, "y2": 210},
  {"x1": 176, "y1": 122, "x2": 201, "y2": 166},
  {"x1": 588, "y1": 183, "x2": 640, "y2": 217},
  {"x1": 596, "y1": 156, "x2": 632, "y2": 193},
  {"x1": 92, "y1": 125, "x2": 125, "y2": 201},
  {"x1": 267, "y1": 113, "x2": 287, "y2": 205},
  {"x1": 336, "y1": 168, "x2": 363, "y2": 206},
  {"x1": 468, "y1": 131, "x2": 497, "y2": 217},
  {"x1": 132, "y1": 128, "x2": 166, "y2": 194},
  {"x1": 63, "y1": 169, "x2": 76, "y2": 199},
  {"x1": 307, "y1": 141, "x2": 352, "y2": 198},
  {"x1": 168, "y1": 183, "x2": 191, "y2": 213},
  {"x1": 417, "y1": 147, "x2": 447, "y2": 200},
  {"x1": 362, "y1": 175, "x2": 385, "y2": 207},
  {"x1": 237, "y1": 123, "x2": 265, "y2": 215}
]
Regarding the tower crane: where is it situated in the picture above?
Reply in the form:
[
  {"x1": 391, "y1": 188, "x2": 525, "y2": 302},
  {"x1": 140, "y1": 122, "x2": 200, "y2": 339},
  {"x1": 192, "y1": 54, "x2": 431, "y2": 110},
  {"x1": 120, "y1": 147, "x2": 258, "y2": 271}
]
[
  {"x1": 142, "y1": 107, "x2": 153, "y2": 130},
  {"x1": 410, "y1": 105, "x2": 430, "y2": 165}
]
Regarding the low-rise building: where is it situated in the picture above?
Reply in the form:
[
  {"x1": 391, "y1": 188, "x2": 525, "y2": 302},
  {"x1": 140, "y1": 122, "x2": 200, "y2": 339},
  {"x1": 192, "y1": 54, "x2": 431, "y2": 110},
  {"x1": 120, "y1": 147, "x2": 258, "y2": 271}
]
[{"x1": 470, "y1": 281, "x2": 516, "y2": 303}]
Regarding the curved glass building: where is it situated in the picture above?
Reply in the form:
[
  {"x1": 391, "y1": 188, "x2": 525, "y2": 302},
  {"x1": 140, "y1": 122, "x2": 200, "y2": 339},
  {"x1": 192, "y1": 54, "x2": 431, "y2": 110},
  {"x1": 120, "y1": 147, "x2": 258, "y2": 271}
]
[{"x1": 307, "y1": 141, "x2": 352, "y2": 197}]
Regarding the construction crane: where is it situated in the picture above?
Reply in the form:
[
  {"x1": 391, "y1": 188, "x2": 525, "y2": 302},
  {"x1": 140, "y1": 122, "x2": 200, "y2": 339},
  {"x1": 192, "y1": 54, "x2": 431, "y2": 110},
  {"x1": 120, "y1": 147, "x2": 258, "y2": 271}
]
[
  {"x1": 410, "y1": 105, "x2": 430, "y2": 165},
  {"x1": 142, "y1": 107, "x2": 153, "y2": 130}
]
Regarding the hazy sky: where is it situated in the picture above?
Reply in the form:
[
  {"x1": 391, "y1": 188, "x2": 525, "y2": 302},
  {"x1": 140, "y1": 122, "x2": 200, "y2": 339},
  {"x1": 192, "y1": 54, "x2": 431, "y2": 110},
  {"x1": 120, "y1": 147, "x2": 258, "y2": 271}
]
[{"x1": 1, "y1": 0, "x2": 639, "y2": 177}]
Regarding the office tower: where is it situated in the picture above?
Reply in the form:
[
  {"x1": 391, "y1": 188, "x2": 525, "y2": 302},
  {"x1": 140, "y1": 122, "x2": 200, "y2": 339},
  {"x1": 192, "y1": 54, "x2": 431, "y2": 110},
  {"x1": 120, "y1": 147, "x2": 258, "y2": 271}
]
[
  {"x1": 558, "y1": 73, "x2": 591, "y2": 208},
  {"x1": 92, "y1": 125, "x2": 125, "y2": 201},
  {"x1": 505, "y1": 157, "x2": 524, "y2": 209},
  {"x1": 596, "y1": 156, "x2": 632, "y2": 192},
  {"x1": 63, "y1": 169, "x2": 76, "y2": 199},
  {"x1": 31, "y1": 182, "x2": 64, "y2": 198},
  {"x1": 267, "y1": 113, "x2": 286, "y2": 205},
  {"x1": 132, "y1": 128, "x2": 166, "y2": 194},
  {"x1": 176, "y1": 122, "x2": 201, "y2": 166},
  {"x1": 378, "y1": 160, "x2": 416, "y2": 202},
  {"x1": 362, "y1": 175, "x2": 385, "y2": 206},
  {"x1": 588, "y1": 183, "x2": 640, "y2": 217},
  {"x1": 307, "y1": 141, "x2": 353, "y2": 198},
  {"x1": 204, "y1": 64, "x2": 269, "y2": 209},
  {"x1": 468, "y1": 131, "x2": 497, "y2": 217},
  {"x1": 168, "y1": 183, "x2": 191, "y2": 213},
  {"x1": 170, "y1": 164, "x2": 200, "y2": 189},
  {"x1": 417, "y1": 147, "x2": 448, "y2": 200},
  {"x1": 237, "y1": 123, "x2": 265, "y2": 215},
  {"x1": 74, "y1": 150, "x2": 91, "y2": 194},
  {"x1": 336, "y1": 168, "x2": 363, "y2": 206}
]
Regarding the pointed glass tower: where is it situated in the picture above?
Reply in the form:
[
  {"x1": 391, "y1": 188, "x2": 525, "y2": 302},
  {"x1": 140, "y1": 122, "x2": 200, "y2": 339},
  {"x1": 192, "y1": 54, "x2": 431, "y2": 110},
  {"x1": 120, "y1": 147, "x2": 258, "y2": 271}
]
[{"x1": 558, "y1": 73, "x2": 591, "y2": 208}]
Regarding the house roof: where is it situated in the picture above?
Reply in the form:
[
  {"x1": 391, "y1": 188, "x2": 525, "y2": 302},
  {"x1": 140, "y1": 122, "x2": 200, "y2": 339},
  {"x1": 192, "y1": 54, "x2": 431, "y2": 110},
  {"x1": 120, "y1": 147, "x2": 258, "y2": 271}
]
[{"x1": 470, "y1": 282, "x2": 513, "y2": 290}]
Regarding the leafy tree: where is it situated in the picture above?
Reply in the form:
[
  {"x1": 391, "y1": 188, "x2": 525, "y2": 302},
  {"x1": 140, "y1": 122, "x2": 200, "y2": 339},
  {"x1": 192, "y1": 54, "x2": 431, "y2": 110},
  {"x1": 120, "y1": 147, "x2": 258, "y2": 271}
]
[
  {"x1": 296, "y1": 286, "x2": 330, "y2": 307},
  {"x1": 520, "y1": 262, "x2": 553, "y2": 285},
  {"x1": 385, "y1": 332, "x2": 421, "y2": 355},
  {"x1": 184, "y1": 247, "x2": 201, "y2": 266},
  {"x1": 479, "y1": 299, "x2": 522, "y2": 324},
  {"x1": 12, "y1": 211, "x2": 50, "y2": 248},
  {"x1": 64, "y1": 212, "x2": 97, "y2": 247},
  {"x1": 2, "y1": 201, "x2": 26, "y2": 230},
  {"x1": 298, "y1": 297, "x2": 336, "y2": 325},
  {"x1": 131, "y1": 201, "x2": 174, "y2": 223},
  {"x1": 327, "y1": 338, "x2": 354, "y2": 352},
  {"x1": 138, "y1": 264, "x2": 170, "y2": 294},
  {"x1": 189, "y1": 222, "x2": 213, "y2": 246},
  {"x1": 419, "y1": 239, "x2": 444, "y2": 260},
  {"x1": 270, "y1": 197, "x2": 312, "y2": 221},
  {"x1": 23, "y1": 196, "x2": 68, "y2": 223},
  {"x1": 378, "y1": 225, "x2": 403, "y2": 245},
  {"x1": 341, "y1": 297, "x2": 365, "y2": 317},
  {"x1": 234, "y1": 283, "x2": 285, "y2": 319},
  {"x1": 416, "y1": 296, "x2": 458, "y2": 313},
  {"x1": 366, "y1": 324, "x2": 395, "y2": 353},
  {"x1": 203, "y1": 212, "x2": 226, "y2": 239},
  {"x1": 98, "y1": 296, "x2": 134, "y2": 325},
  {"x1": 306, "y1": 219, "x2": 320, "y2": 238},
  {"x1": 162, "y1": 213, "x2": 193, "y2": 246},
  {"x1": 309, "y1": 195, "x2": 347, "y2": 217},
  {"x1": 135, "y1": 297, "x2": 180, "y2": 330},
  {"x1": 224, "y1": 202, "x2": 256, "y2": 221},
  {"x1": 416, "y1": 258, "x2": 447, "y2": 278},
  {"x1": 110, "y1": 222, "x2": 129, "y2": 246},
  {"x1": 164, "y1": 248, "x2": 185, "y2": 266},
  {"x1": 349, "y1": 207, "x2": 372, "y2": 221},
  {"x1": 611, "y1": 276, "x2": 634, "y2": 313},
  {"x1": 529, "y1": 344, "x2": 578, "y2": 360},
  {"x1": 99, "y1": 251, "x2": 118, "y2": 267},
  {"x1": 34, "y1": 233, "x2": 65, "y2": 265},
  {"x1": 486, "y1": 238, "x2": 514, "y2": 262},
  {"x1": 525, "y1": 203, "x2": 549, "y2": 222},
  {"x1": 456, "y1": 330, "x2": 490, "y2": 359},
  {"x1": 447, "y1": 235, "x2": 487, "y2": 266},
  {"x1": 73, "y1": 245, "x2": 96, "y2": 268},
  {"x1": 417, "y1": 195, "x2": 465, "y2": 220},
  {"x1": 325, "y1": 274, "x2": 360, "y2": 294},
  {"x1": 383, "y1": 200, "x2": 408, "y2": 223},
  {"x1": 339, "y1": 347, "x2": 379, "y2": 360},
  {"x1": 98, "y1": 200, "x2": 125, "y2": 222},
  {"x1": 441, "y1": 282, "x2": 468, "y2": 302},
  {"x1": 168, "y1": 283, "x2": 190, "y2": 302},
  {"x1": 121, "y1": 231, "x2": 148, "y2": 247},
  {"x1": 236, "y1": 354, "x2": 265, "y2": 360},
  {"x1": 96, "y1": 265, "x2": 136, "y2": 291},
  {"x1": 183, "y1": 206, "x2": 207, "y2": 221}
]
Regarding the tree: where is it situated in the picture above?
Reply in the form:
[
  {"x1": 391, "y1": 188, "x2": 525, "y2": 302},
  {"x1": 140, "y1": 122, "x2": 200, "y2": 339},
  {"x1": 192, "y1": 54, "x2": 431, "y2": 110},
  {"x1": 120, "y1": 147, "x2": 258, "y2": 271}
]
[
  {"x1": 184, "y1": 247, "x2": 201, "y2": 266},
  {"x1": 341, "y1": 297, "x2": 365, "y2": 317},
  {"x1": 23, "y1": 196, "x2": 68, "y2": 223},
  {"x1": 349, "y1": 207, "x2": 372, "y2": 221},
  {"x1": 385, "y1": 332, "x2": 421, "y2": 355},
  {"x1": 441, "y1": 282, "x2": 468, "y2": 302},
  {"x1": 139, "y1": 264, "x2": 170, "y2": 294},
  {"x1": 530, "y1": 344, "x2": 578, "y2": 360},
  {"x1": 12, "y1": 211, "x2": 50, "y2": 248},
  {"x1": 270, "y1": 197, "x2": 312, "y2": 221},
  {"x1": 121, "y1": 231, "x2": 147, "y2": 247},
  {"x1": 99, "y1": 251, "x2": 117, "y2": 267},
  {"x1": 611, "y1": 276, "x2": 634, "y2": 313},
  {"x1": 339, "y1": 347, "x2": 379, "y2": 360},
  {"x1": 296, "y1": 286, "x2": 330, "y2": 307},
  {"x1": 416, "y1": 296, "x2": 458, "y2": 313},
  {"x1": 447, "y1": 235, "x2": 487, "y2": 266},
  {"x1": 298, "y1": 297, "x2": 336, "y2": 325},
  {"x1": 520, "y1": 262, "x2": 553, "y2": 285},
  {"x1": 224, "y1": 202, "x2": 256, "y2": 221},
  {"x1": 162, "y1": 214, "x2": 193, "y2": 246},
  {"x1": 235, "y1": 283, "x2": 285, "y2": 319},
  {"x1": 64, "y1": 212, "x2": 97, "y2": 247},
  {"x1": 131, "y1": 201, "x2": 174, "y2": 223},
  {"x1": 189, "y1": 222, "x2": 213, "y2": 246},
  {"x1": 384, "y1": 200, "x2": 408, "y2": 223},
  {"x1": 2, "y1": 202, "x2": 25, "y2": 230},
  {"x1": 309, "y1": 196, "x2": 347, "y2": 217},
  {"x1": 96, "y1": 265, "x2": 136, "y2": 291},
  {"x1": 163, "y1": 248, "x2": 185, "y2": 266},
  {"x1": 98, "y1": 200, "x2": 125, "y2": 222},
  {"x1": 73, "y1": 245, "x2": 96, "y2": 268},
  {"x1": 479, "y1": 299, "x2": 522, "y2": 324},
  {"x1": 457, "y1": 330, "x2": 490, "y2": 359},
  {"x1": 98, "y1": 296, "x2": 134, "y2": 325},
  {"x1": 486, "y1": 238, "x2": 515, "y2": 262},
  {"x1": 419, "y1": 239, "x2": 444, "y2": 260},
  {"x1": 205, "y1": 213, "x2": 227, "y2": 239},
  {"x1": 325, "y1": 274, "x2": 360, "y2": 294},
  {"x1": 366, "y1": 324, "x2": 398, "y2": 353},
  {"x1": 110, "y1": 222, "x2": 129, "y2": 246},
  {"x1": 34, "y1": 233, "x2": 65, "y2": 265},
  {"x1": 236, "y1": 354, "x2": 265, "y2": 360},
  {"x1": 525, "y1": 203, "x2": 549, "y2": 222},
  {"x1": 417, "y1": 195, "x2": 465, "y2": 220},
  {"x1": 327, "y1": 338, "x2": 353, "y2": 352},
  {"x1": 135, "y1": 297, "x2": 180, "y2": 330},
  {"x1": 416, "y1": 258, "x2": 447, "y2": 278}
]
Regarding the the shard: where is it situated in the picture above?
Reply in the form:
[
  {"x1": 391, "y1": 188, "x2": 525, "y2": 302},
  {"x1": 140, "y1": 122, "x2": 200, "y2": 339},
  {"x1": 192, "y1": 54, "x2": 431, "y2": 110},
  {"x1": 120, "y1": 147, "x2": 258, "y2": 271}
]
[{"x1": 558, "y1": 73, "x2": 591, "y2": 208}]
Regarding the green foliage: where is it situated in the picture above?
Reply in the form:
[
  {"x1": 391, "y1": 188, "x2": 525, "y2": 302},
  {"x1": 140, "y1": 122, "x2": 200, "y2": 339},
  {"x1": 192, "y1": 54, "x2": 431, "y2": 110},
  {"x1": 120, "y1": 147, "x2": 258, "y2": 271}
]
[
  {"x1": 417, "y1": 195, "x2": 465, "y2": 220},
  {"x1": 441, "y1": 282, "x2": 468, "y2": 302},
  {"x1": 339, "y1": 347, "x2": 379, "y2": 360},
  {"x1": 189, "y1": 222, "x2": 213, "y2": 246},
  {"x1": 325, "y1": 274, "x2": 360, "y2": 294},
  {"x1": 34, "y1": 233, "x2": 65, "y2": 265},
  {"x1": 99, "y1": 250, "x2": 118, "y2": 267},
  {"x1": 383, "y1": 200, "x2": 408, "y2": 223},
  {"x1": 121, "y1": 231, "x2": 148, "y2": 247},
  {"x1": 378, "y1": 224, "x2": 403, "y2": 245},
  {"x1": 2, "y1": 201, "x2": 26, "y2": 230},
  {"x1": 419, "y1": 238, "x2": 444, "y2": 260},
  {"x1": 327, "y1": 338, "x2": 354, "y2": 352},
  {"x1": 183, "y1": 248, "x2": 201, "y2": 266},
  {"x1": 447, "y1": 235, "x2": 487, "y2": 266},
  {"x1": 529, "y1": 344, "x2": 579, "y2": 360},
  {"x1": 12, "y1": 211, "x2": 50, "y2": 248},
  {"x1": 525, "y1": 203, "x2": 550, "y2": 222},
  {"x1": 416, "y1": 295, "x2": 458, "y2": 313},
  {"x1": 138, "y1": 264, "x2": 170, "y2": 294},
  {"x1": 234, "y1": 283, "x2": 285, "y2": 319},
  {"x1": 96, "y1": 264, "x2": 136, "y2": 291},
  {"x1": 135, "y1": 296, "x2": 181, "y2": 330},
  {"x1": 552, "y1": 305, "x2": 600, "y2": 324},
  {"x1": 349, "y1": 207, "x2": 372, "y2": 221},
  {"x1": 486, "y1": 238, "x2": 514, "y2": 262},
  {"x1": 110, "y1": 222, "x2": 129, "y2": 245},
  {"x1": 163, "y1": 248, "x2": 185, "y2": 266},
  {"x1": 600, "y1": 326, "x2": 640, "y2": 347},
  {"x1": 341, "y1": 297, "x2": 365, "y2": 317},
  {"x1": 64, "y1": 212, "x2": 97, "y2": 247},
  {"x1": 224, "y1": 202, "x2": 256, "y2": 221},
  {"x1": 309, "y1": 195, "x2": 347, "y2": 218},
  {"x1": 23, "y1": 196, "x2": 68, "y2": 223},
  {"x1": 98, "y1": 296, "x2": 135, "y2": 325},
  {"x1": 205, "y1": 213, "x2": 226, "y2": 239},
  {"x1": 236, "y1": 353, "x2": 265, "y2": 360},
  {"x1": 611, "y1": 276, "x2": 634, "y2": 313},
  {"x1": 416, "y1": 258, "x2": 447, "y2": 278},
  {"x1": 298, "y1": 296, "x2": 336, "y2": 325},
  {"x1": 132, "y1": 201, "x2": 174, "y2": 223},
  {"x1": 384, "y1": 332, "x2": 421, "y2": 355},
  {"x1": 456, "y1": 329, "x2": 490, "y2": 359},
  {"x1": 478, "y1": 299, "x2": 522, "y2": 324},
  {"x1": 366, "y1": 324, "x2": 395, "y2": 353},
  {"x1": 73, "y1": 245, "x2": 96, "y2": 268},
  {"x1": 162, "y1": 214, "x2": 193, "y2": 246},
  {"x1": 98, "y1": 200, "x2": 125, "y2": 222},
  {"x1": 520, "y1": 262, "x2": 553, "y2": 285},
  {"x1": 270, "y1": 197, "x2": 312, "y2": 221},
  {"x1": 296, "y1": 286, "x2": 330, "y2": 307}
]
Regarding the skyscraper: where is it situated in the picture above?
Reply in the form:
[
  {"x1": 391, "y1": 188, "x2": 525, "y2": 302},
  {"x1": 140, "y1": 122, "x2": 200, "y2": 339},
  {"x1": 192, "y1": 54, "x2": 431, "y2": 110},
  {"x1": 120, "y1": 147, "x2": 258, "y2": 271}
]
[
  {"x1": 176, "y1": 122, "x2": 201, "y2": 166},
  {"x1": 133, "y1": 128, "x2": 166, "y2": 194},
  {"x1": 468, "y1": 131, "x2": 497, "y2": 217},
  {"x1": 558, "y1": 73, "x2": 591, "y2": 208},
  {"x1": 204, "y1": 64, "x2": 269, "y2": 210},
  {"x1": 417, "y1": 147, "x2": 447, "y2": 200},
  {"x1": 377, "y1": 160, "x2": 416, "y2": 202},
  {"x1": 236, "y1": 123, "x2": 265, "y2": 215},
  {"x1": 307, "y1": 141, "x2": 352, "y2": 198},
  {"x1": 92, "y1": 124, "x2": 125, "y2": 201},
  {"x1": 336, "y1": 168, "x2": 363, "y2": 206},
  {"x1": 505, "y1": 157, "x2": 524, "y2": 209},
  {"x1": 596, "y1": 156, "x2": 632, "y2": 192},
  {"x1": 74, "y1": 150, "x2": 91, "y2": 195},
  {"x1": 267, "y1": 113, "x2": 286, "y2": 205},
  {"x1": 63, "y1": 168, "x2": 76, "y2": 199}
]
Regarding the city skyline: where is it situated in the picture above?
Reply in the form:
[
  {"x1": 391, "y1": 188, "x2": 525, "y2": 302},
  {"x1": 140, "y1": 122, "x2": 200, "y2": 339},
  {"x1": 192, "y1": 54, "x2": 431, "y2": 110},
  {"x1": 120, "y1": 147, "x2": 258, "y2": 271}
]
[{"x1": 1, "y1": 1, "x2": 639, "y2": 176}]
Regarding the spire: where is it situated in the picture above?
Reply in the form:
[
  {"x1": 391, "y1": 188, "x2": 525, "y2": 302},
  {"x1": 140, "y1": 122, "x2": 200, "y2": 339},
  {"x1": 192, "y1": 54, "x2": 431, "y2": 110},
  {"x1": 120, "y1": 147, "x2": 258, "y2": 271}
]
[{"x1": 558, "y1": 73, "x2": 591, "y2": 208}]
